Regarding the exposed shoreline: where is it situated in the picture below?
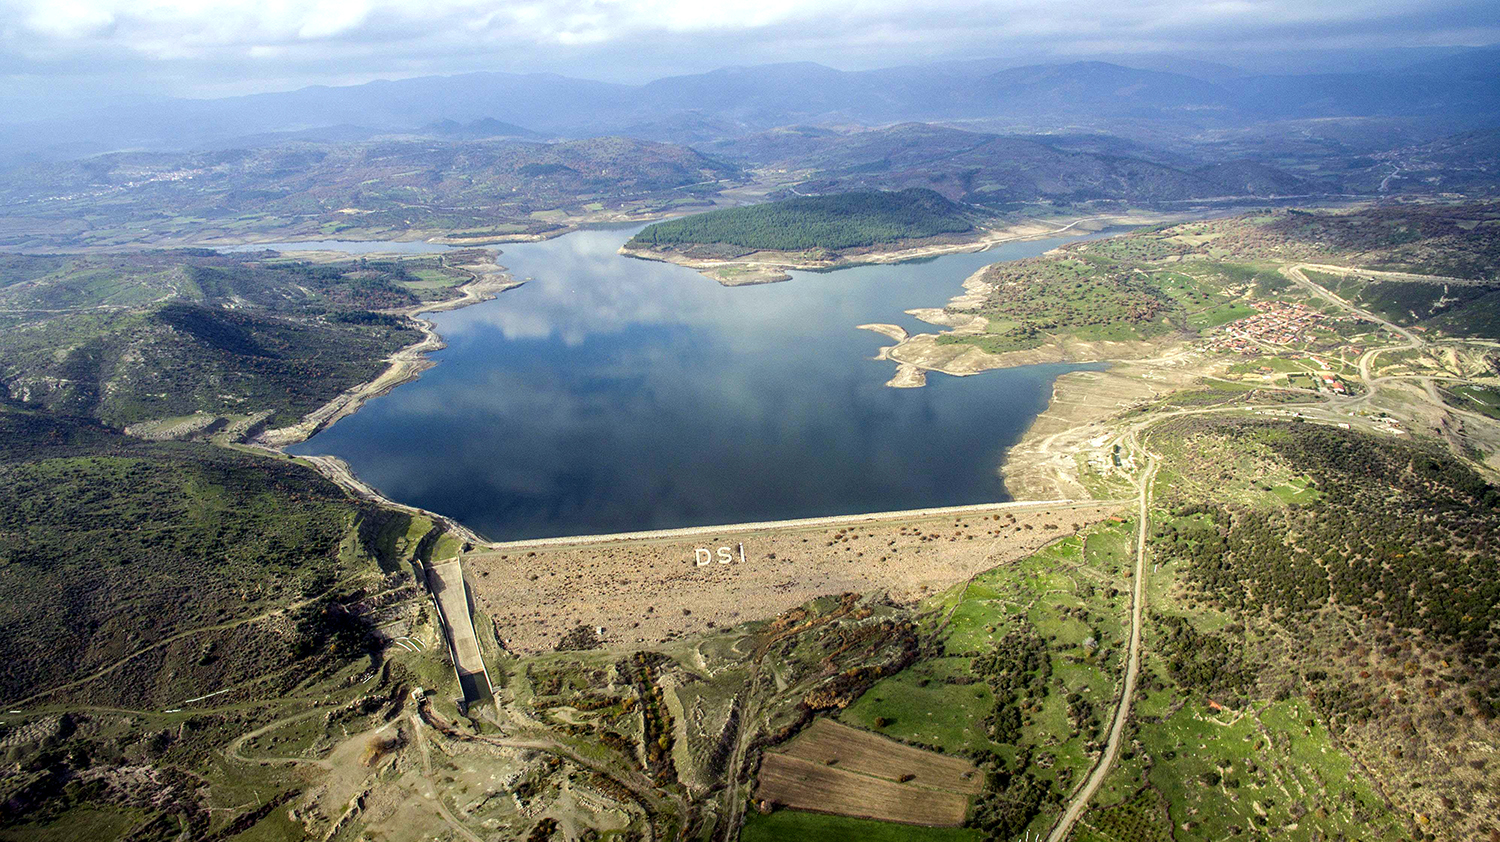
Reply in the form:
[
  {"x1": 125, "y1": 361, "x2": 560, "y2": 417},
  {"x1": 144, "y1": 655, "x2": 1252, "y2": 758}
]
[
  {"x1": 103, "y1": 206, "x2": 706, "y2": 254},
  {"x1": 244, "y1": 254, "x2": 523, "y2": 547},
  {"x1": 871, "y1": 247, "x2": 1184, "y2": 385},
  {"x1": 998, "y1": 362, "x2": 1179, "y2": 500},
  {"x1": 240, "y1": 217, "x2": 1174, "y2": 547},
  {"x1": 254, "y1": 260, "x2": 521, "y2": 450}
]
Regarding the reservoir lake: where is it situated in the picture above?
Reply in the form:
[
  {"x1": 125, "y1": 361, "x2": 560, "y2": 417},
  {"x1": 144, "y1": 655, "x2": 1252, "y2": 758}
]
[{"x1": 285, "y1": 226, "x2": 1102, "y2": 541}]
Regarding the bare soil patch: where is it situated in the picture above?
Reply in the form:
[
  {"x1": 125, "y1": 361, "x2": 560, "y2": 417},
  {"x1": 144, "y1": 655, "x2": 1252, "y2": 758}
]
[
  {"x1": 1003, "y1": 367, "x2": 1168, "y2": 500},
  {"x1": 885, "y1": 333, "x2": 1176, "y2": 379},
  {"x1": 755, "y1": 753, "x2": 970, "y2": 826},
  {"x1": 465, "y1": 503, "x2": 1120, "y2": 654},
  {"x1": 775, "y1": 719, "x2": 982, "y2": 794},
  {"x1": 999, "y1": 349, "x2": 1222, "y2": 500}
]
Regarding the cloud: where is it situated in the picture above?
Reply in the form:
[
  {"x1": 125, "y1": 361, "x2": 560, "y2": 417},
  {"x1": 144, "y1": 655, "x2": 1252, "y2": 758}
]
[
  {"x1": 22, "y1": 0, "x2": 116, "y2": 39},
  {"x1": 1, "y1": 0, "x2": 815, "y2": 53},
  {"x1": 297, "y1": 0, "x2": 373, "y2": 39},
  {"x1": 0, "y1": 0, "x2": 1496, "y2": 94}
]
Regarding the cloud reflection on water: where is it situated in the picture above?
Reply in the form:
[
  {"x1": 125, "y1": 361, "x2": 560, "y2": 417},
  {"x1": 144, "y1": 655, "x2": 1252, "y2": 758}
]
[{"x1": 290, "y1": 227, "x2": 1093, "y2": 540}]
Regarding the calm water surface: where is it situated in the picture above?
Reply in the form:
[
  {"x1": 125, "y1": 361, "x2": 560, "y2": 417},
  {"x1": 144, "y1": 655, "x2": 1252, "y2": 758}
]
[{"x1": 287, "y1": 227, "x2": 1100, "y2": 540}]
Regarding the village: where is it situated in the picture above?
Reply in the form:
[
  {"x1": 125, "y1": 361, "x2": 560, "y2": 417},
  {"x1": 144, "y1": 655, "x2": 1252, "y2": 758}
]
[{"x1": 1207, "y1": 300, "x2": 1337, "y2": 354}]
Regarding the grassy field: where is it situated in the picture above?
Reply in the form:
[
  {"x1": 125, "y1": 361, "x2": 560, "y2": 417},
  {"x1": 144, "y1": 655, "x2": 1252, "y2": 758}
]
[
  {"x1": 0, "y1": 807, "x2": 146, "y2": 842},
  {"x1": 1073, "y1": 786, "x2": 1174, "y2": 842},
  {"x1": 840, "y1": 521, "x2": 1135, "y2": 838},
  {"x1": 1444, "y1": 383, "x2": 1500, "y2": 418},
  {"x1": 7, "y1": 202, "x2": 1500, "y2": 841},
  {"x1": 1186, "y1": 301, "x2": 1255, "y2": 330},
  {"x1": 840, "y1": 660, "x2": 998, "y2": 756},
  {"x1": 931, "y1": 208, "x2": 1500, "y2": 363},
  {"x1": 1100, "y1": 415, "x2": 1500, "y2": 841},
  {"x1": 933, "y1": 249, "x2": 1296, "y2": 356},
  {"x1": 1093, "y1": 690, "x2": 1405, "y2": 841}
]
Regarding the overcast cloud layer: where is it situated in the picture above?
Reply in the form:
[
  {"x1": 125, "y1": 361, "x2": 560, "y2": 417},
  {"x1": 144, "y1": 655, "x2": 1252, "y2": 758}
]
[{"x1": 0, "y1": 0, "x2": 1497, "y2": 100}]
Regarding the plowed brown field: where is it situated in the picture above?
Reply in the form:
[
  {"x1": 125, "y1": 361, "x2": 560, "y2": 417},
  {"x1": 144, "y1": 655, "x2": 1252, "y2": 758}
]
[
  {"x1": 777, "y1": 719, "x2": 983, "y2": 794},
  {"x1": 755, "y1": 754, "x2": 971, "y2": 826}
]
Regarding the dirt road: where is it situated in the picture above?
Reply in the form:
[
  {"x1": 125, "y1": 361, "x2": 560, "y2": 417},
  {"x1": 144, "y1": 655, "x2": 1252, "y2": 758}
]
[
  {"x1": 1284, "y1": 263, "x2": 1425, "y2": 359},
  {"x1": 1047, "y1": 436, "x2": 1158, "y2": 842}
]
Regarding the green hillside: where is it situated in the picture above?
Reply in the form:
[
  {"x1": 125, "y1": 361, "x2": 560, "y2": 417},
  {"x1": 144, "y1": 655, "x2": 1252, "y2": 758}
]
[
  {"x1": 628, "y1": 188, "x2": 979, "y2": 252},
  {"x1": 0, "y1": 407, "x2": 385, "y2": 708},
  {"x1": 0, "y1": 250, "x2": 469, "y2": 427}
]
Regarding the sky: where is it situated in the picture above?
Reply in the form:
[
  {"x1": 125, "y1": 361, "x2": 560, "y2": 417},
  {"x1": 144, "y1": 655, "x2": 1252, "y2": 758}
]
[{"x1": 0, "y1": 0, "x2": 1496, "y2": 104}]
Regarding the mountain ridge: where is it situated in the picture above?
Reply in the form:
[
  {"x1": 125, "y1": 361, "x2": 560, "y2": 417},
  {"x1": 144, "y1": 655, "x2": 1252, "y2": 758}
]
[{"x1": 3, "y1": 53, "x2": 1499, "y2": 166}]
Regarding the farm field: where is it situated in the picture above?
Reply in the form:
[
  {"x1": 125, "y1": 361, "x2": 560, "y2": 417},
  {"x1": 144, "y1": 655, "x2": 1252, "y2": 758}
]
[
  {"x1": 753, "y1": 754, "x2": 972, "y2": 826},
  {"x1": 775, "y1": 719, "x2": 983, "y2": 793},
  {"x1": 741, "y1": 809, "x2": 983, "y2": 842},
  {"x1": 7, "y1": 185, "x2": 1500, "y2": 842},
  {"x1": 1072, "y1": 785, "x2": 1174, "y2": 842}
]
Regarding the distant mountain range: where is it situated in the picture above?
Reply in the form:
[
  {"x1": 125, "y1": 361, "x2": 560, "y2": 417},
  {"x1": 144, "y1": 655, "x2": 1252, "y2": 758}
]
[
  {"x1": 0, "y1": 47, "x2": 1496, "y2": 248},
  {"x1": 4, "y1": 116, "x2": 1499, "y2": 250},
  {"x1": 710, "y1": 123, "x2": 1321, "y2": 206},
  {"x1": 1, "y1": 48, "x2": 1497, "y2": 166},
  {"x1": 0, "y1": 137, "x2": 740, "y2": 249}
]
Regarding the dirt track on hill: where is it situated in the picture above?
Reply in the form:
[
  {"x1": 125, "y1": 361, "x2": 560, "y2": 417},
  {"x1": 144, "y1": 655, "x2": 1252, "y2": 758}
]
[{"x1": 1047, "y1": 433, "x2": 1157, "y2": 842}]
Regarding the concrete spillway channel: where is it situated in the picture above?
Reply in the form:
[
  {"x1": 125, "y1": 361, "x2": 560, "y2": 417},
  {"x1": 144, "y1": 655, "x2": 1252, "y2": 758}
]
[{"x1": 425, "y1": 558, "x2": 494, "y2": 710}]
